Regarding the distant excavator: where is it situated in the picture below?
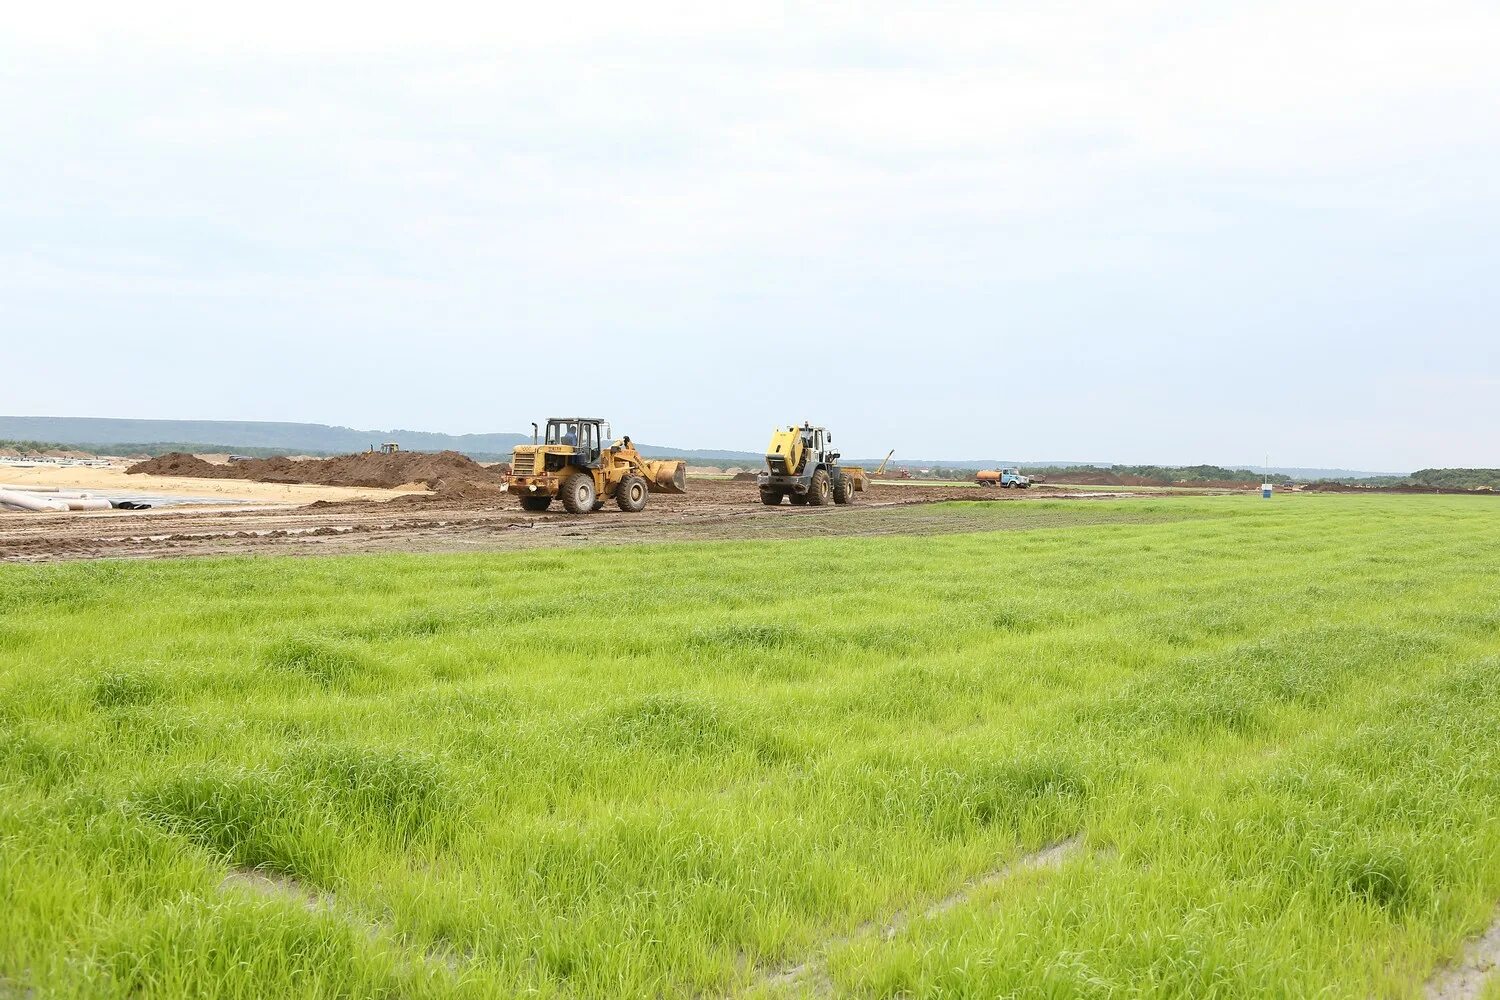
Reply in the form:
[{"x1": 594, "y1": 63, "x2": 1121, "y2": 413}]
[{"x1": 871, "y1": 449, "x2": 911, "y2": 480}]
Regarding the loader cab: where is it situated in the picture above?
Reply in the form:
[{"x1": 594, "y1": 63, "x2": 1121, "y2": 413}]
[
  {"x1": 544, "y1": 418, "x2": 608, "y2": 468},
  {"x1": 800, "y1": 425, "x2": 836, "y2": 463}
]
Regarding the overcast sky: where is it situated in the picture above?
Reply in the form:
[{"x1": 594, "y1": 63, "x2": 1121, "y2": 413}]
[{"x1": 3, "y1": 2, "x2": 1497, "y2": 469}]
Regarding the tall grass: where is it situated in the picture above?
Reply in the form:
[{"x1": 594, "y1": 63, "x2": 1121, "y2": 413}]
[{"x1": 1, "y1": 494, "x2": 1498, "y2": 997}]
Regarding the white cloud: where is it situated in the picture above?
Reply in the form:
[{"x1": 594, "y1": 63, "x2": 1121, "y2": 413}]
[{"x1": 2, "y1": 1, "x2": 1497, "y2": 467}]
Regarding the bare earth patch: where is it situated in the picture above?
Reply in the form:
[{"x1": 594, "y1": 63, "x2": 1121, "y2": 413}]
[
  {"x1": 1427, "y1": 911, "x2": 1500, "y2": 1000},
  {"x1": 0, "y1": 477, "x2": 1201, "y2": 563}
]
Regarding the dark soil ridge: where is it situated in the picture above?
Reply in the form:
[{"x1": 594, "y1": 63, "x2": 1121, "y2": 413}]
[
  {"x1": 1304, "y1": 482, "x2": 1498, "y2": 496},
  {"x1": 127, "y1": 451, "x2": 508, "y2": 492},
  {"x1": 1042, "y1": 471, "x2": 1259, "y2": 488}
]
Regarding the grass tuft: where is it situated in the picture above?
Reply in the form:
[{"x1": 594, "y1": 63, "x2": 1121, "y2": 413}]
[
  {"x1": 262, "y1": 636, "x2": 369, "y2": 686},
  {"x1": 91, "y1": 670, "x2": 164, "y2": 709}
]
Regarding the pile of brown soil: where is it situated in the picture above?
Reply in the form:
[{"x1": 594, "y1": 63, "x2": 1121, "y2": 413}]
[
  {"x1": 730, "y1": 472, "x2": 758, "y2": 482},
  {"x1": 1040, "y1": 471, "x2": 1163, "y2": 486},
  {"x1": 128, "y1": 453, "x2": 224, "y2": 478},
  {"x1": 1304, "y1": 481, "x2": 1495, "y2": 496},
  {"x1": 127, "y1": 451, "x2": 509, "y2": 491}
]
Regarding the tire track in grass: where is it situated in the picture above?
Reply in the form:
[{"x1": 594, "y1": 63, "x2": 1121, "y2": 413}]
[
  {"x1": 748, "y1": 835, "x2": 1084, "y2": 997},
  {"x1": 1425, "y1": 911, "x2": 1500, "y2": 1000},
  {"x1": 219, "y1": 867, "x2": 469, "y2": 976},
  {"x1": 222, "y1": 867, "x2": 329, "y2": 910}
]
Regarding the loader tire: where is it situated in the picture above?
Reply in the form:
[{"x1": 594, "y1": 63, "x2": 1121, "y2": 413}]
[
  {"x1": 560, "y1": 473, "x2": 597, "y2": 514},
  {"x1": 833, "y1": 474, "x2": 854, "y2": 505},
  {"x1": 616, "y1": 475, "x2": 649, "y2": 513},
  {"x1": 807, "y1": 469, "x2": 832, "y2": 506},
  {"x1": 759, "y1": 488, "x2": 783, "y2": 505},
  {"x1": 519, "y1": 495, "x2": 551, "y2": 512},
  {"x1": 788, "y1": 493, "x2": 808, "y2": 506}
]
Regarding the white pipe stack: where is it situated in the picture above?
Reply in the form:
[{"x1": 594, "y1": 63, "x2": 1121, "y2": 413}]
[{"x1": 0, "y1": 489, "x2": 70, "y2": 512}]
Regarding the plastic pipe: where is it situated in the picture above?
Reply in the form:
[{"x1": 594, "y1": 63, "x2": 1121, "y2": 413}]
[
  {"x1": 0, "y1": 489, "x2": 69, "y2": 512},
  {"x1": 60, "y1": 497, "x2": 112, "y2": 511}
]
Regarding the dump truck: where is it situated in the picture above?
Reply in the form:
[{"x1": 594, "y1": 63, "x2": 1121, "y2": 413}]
[
  {"x1": 757, "y1": 423, "x2": 866, "y2": 506},
  {"x1": 505, "y1": 417, "x2": 686, "y2": 514},
  {"x1": 976, "y1": 468, "x2": 1031, "y2": 489}
]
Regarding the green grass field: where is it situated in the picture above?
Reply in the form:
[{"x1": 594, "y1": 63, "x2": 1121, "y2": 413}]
[{"x1": 3, "y1": 494, "x2": 1499, "y2": 998}]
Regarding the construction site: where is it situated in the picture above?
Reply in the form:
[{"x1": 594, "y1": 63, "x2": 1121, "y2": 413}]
[
  {"x1": 0, "y1": 436, "x2": 1202, "y2": 562},
  {"x1": 7, "y1": 4, "x2": 1499, "y2": 994}
]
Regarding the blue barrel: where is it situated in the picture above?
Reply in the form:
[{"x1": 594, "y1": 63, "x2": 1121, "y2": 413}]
[{"x1": 1261, "y1": 483, "x2": 1274, "y2": 499}]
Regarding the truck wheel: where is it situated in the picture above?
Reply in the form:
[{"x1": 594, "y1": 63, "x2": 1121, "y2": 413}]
[
  {"x1": 807, "y1": 469, "x2": 831, "y2": 506},
  {"x1": 833, "y1": 474, "x2": 854, "y2": 504},
  {"x1": 616, "y1": 474, "x2": 649, "y2": 513},
  {"x1": 519, "y1": 495, "x2": 551, "y2": 512},
  {"x1": 560, "y1": 473, "x2": 597, "y2": 514},
  {"x1": 1002, "y1": 481, "x2": 1013, "y2": 489},
  {"x1": 759, "y1": 488, "x2": 783, "y2": 506}
]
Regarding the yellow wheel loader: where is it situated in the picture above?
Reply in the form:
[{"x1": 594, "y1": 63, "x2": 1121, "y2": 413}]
[
  {"x1": 757, "y1": 423, "x2": 867, "y2": 506},
  {"x1": 505, "y1": 418, "x2": 686, "y2": 514}
]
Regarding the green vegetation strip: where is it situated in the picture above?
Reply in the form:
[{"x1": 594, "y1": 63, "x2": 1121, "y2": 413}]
[{"x1": 2, "y1": 494, "x2": 1499, "y2": 998}]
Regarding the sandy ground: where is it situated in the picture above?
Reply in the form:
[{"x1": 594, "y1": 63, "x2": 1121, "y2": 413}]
[
  {"x1": 0, "y1": 463, "x2": 426, "y2": 505},
  {"x1": 0, "y1": 477, "x2": 1212, "y2": 564}
]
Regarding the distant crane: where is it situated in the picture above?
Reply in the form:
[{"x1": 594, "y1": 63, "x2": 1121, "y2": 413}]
[{"x1": 874, "y1": 450, "x2": 895, "y2": 476}]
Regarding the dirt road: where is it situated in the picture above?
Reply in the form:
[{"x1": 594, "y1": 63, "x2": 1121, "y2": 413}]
[{"x1": 0, "y1": 479, "x2": 1182, "y2": 563}]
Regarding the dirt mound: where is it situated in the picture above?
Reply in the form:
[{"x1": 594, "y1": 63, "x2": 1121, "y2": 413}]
[
  {"x1": 128, "y1": 450, "x2": 508, "y2": 491},
  {"x1": 1304, "y1": 481, "x2": 1495, "y2": 496},
  {"x1": 730, "y1": 472, "x2": 758, "y2": 482},
  {"x1": 1042, "y1": 471, "x2": 1256, "y2": 489},
  {"x1": 129, "y1": 453, "x2": 224, "y2": 478},
  {"x1": 1037, "y1": 471, "x2": 1159, "y2": 486}
]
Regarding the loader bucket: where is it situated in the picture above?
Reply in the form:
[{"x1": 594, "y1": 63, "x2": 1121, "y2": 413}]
[{"x1": 645, "y1": 460, "x2": 687, "y2": 494}]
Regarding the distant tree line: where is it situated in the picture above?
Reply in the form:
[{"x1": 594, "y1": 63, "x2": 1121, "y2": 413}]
[
  {"x1": 1347, "y1": 469, "x2": 1500, "y2": 490},
  {"x1": 1022, "y1": 464, "x2": 1293, "y2": 483}
]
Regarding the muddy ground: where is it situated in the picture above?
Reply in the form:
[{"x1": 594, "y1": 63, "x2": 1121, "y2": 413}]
[{"x1": 0, "y1": 479, "x2": 1202, "y2": 564}]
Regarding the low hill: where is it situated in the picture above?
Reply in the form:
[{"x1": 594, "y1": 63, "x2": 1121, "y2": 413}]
[{"x1": 0, "y1": 416, "x2": 1408, "y2": 479}]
